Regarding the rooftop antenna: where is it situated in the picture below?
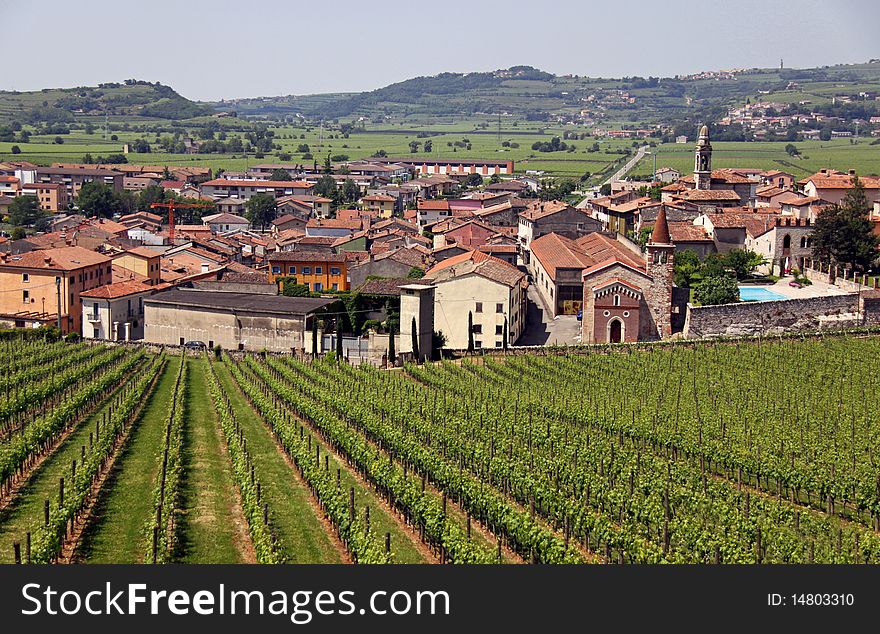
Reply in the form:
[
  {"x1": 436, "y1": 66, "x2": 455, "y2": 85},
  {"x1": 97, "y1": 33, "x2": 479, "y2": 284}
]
[{"x1": 780, "y1": 58, "x2": 784, "y2": 70}]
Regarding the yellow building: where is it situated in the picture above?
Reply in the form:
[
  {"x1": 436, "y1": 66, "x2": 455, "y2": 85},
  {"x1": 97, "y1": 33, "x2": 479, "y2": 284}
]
[
  {"x1": 268, "y1": 251, "x2": 349, "y2": 292},
  {"x1": 112, "y1": 247, "x2": 162, "y2": 285},
  {"x1": 360, "y1": 194, "x2": 396, "y2": 219},
  {"x1": 0, "y1": 246, "x2": 112, "y2": 334}
]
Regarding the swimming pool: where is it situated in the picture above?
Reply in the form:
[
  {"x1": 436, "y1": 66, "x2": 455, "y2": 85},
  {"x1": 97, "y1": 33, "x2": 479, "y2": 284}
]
[{"x1": 738, "y1": 286, "x2": 787, "y2": 302}]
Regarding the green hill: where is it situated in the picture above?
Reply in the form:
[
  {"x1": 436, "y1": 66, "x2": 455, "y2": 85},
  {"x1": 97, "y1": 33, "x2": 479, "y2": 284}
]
[{"x1": 0, "y1": 80, "x2": 213, "y2": 124}]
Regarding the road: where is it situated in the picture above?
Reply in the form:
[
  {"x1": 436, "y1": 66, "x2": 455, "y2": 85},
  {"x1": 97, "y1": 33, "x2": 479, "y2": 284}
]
[
  {"x1": 517, "y1": 284, "x2": 582, "y2": 347},
  {"x1": 576, "y1": 145, "x2": 649, "y2": 209}
]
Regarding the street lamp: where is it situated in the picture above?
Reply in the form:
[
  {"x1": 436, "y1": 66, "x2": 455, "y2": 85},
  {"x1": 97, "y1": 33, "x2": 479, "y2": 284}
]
[{"x1": 644, "y1": 150, "x2": 657, "y2": 181}]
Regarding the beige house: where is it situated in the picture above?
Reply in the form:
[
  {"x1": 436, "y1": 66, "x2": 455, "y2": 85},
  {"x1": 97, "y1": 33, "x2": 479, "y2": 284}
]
[{"x1": 422, "y1": 250, "x2": 526, "y2": 350}]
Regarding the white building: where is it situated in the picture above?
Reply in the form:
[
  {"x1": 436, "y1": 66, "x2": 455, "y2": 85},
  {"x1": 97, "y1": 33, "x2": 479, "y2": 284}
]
[
  {"x1": 80, "y1": 280, "x2": 158, "y2": 341},
  {"x1": 202, "y1": 212, "x2": 250, "y2": 233}
]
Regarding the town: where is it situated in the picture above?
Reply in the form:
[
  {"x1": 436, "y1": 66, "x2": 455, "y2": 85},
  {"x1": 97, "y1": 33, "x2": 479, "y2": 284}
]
[{"x1": 0, "y1": 121, "x2": 878, "y2": 357}]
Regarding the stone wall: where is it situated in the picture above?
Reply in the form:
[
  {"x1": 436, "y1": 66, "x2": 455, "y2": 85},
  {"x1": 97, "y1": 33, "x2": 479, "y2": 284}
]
[{"x1": 683, "y1": 294, "x2": 860, "y2": 338}]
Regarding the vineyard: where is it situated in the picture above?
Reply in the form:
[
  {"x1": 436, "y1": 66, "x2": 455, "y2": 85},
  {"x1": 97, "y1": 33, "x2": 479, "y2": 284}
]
[{"x1": 2, "y1": 334, "x2": 880, "y2": 564}]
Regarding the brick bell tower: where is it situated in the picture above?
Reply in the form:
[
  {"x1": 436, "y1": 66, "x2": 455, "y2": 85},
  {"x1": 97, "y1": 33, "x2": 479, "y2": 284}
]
[
  {"x1": 694, "y1": 124, "x2": 712, "y2": 190},
  {"x1": 645, "y1": 206, "x2": 675, "y2": 339}
]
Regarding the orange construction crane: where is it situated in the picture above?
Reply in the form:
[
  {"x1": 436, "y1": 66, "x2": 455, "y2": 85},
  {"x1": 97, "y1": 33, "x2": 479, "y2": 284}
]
[{"x1": 150, "y1": 200, "x2": 213, "y2": 243}]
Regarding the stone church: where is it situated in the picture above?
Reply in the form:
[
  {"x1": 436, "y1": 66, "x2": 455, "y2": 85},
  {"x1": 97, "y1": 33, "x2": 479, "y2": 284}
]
[{"x1": 581, "y1": 207, "x2": 676, "y2": 343}]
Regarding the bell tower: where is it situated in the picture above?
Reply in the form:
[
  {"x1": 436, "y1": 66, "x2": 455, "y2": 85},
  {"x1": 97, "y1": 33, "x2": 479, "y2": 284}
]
[
  {"x1": 694, "y1": 124, "x2": 712, "y2": 190},
  {"x1": 645, "y1": 207, "x2": 675, "y2": 339}
]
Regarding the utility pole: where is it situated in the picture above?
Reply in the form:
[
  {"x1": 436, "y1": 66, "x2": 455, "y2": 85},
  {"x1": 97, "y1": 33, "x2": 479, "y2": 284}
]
[{"x1": 55, "y1": 276, "x2": 62, "y2": 332}]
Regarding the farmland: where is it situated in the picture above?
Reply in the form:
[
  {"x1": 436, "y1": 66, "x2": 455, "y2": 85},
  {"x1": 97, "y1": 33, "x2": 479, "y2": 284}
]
[{"x1": 2, "y1": 333, "x2": 880, "y2": 564}]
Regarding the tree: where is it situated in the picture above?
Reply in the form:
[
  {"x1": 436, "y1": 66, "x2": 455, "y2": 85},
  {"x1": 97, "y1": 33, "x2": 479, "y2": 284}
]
[
  {"x1": 407, "y1": 267, "x2": 425, "y2": 279},
  {"x1": 387, "y1": 324, "x2": 396, "y2": 366},
  {"x1": 724, "y1": 249, "x2": 767, "y2": 280},
  {"x1": 137, "y1": 184, "x2": 166, "y2": 212},
  {"x1": 311, "y1": 317, "x2": 319, "y2": 357},
  {"x1": 296, "y1": 143, "x2": 310, "y2": 154},
  {"x1": 785, "y1": 143, "x2": 800, "y2": 157},
  {"x1": 10, "y1": 226, "x2": 26, "y2": 240},
  {"x1": 340, "y1": 179, "x2": 360, "y2": 204},
  {"x1": 502, "y1": 318, "x2": 509, "y2": 351},
  {"x1": 423, "y1": 140, "x2": 432, "y2": 153},
  {"x1": 811, "y1": 175, "x2": 879, "y2": 270},
  {"x1": 411, "y1": 317, "x2": 420, "y2": 361},
  {"x1": 10, "y1": 145, "x2": 21, "y2": 154},
  {"x1": 467, "y1": 311, "x2": 474, "y2": 353},
  {"x1": 7, "y1": 196, "x2": 41, "y2": 226},
  {"x1": 244, "y1": 192, "x2": 276, "y2": 230},
  {"x1": 599, "y1": 183, "x2": 612, "y2": 196},
  {"x1": 279, "y1": 276, "x2": 311, "y2": 297},
  {"x1": 314, "y1": 174, "x2": 338, "y2": 200},
  {"x1": 336, "y1": 321, "x2": 344, "y2": 360},
  {"x1": 464, "y1": 173, "x2": 483, "y2": 188},
  {"x1": 408, "y1": 141, "x2": 421, "y2": 153},
  {"x1": 76, "y1": 181, "x2": 122, "y2": 218},
  {"x1": 694, "y1": 273, "x2": 739, "y2": 306},
  {"x1": 673, "y1": 249, "x2": 701, "y2": 288},
  {"x1": 324, "y1": 153, "x2": 332, "y2": 174},
  {"x1": 269, "y1": 168, "x2": 291, "y2": 181}
]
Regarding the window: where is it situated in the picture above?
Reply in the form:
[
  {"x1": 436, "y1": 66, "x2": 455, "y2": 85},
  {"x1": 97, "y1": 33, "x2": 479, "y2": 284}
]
[
  {"x1": 495, "y1": 341, "x2": 503, "y2": 347},
  {"x1": 314, "y1": 282, "x2": 323, "y2": 292},
  {"x1": 332, "y1": 283, "x2": 338, "y2": 291},
  {"x1": 472, "y1": 324, "x2": 482, "y2": 334},
  {"x1": 315, "y1": 267, "x2": 323, "y2": 274},
  {"x1": 93, "y1": 326, "x2": 99, "y2": 339},
  {"x1": 22, "y1": 273, "x2": 29, "y2": 283},
  {"x1": 495, "y1": 325, "x2": 503, "y2": 335},
  {"x1": 22, "y1": 290, "x2": 29, "y2": 302},
  {"x1": 272, "y1": 266, "x2": 281, "y2": 274},
  {"x1": 303, "y1": 267, "x2": 312, "y2": 275},
  {"x1": 475, "y1": 302, "x2": 483, "y2": 313},
  {"x1": 496, "y1": 303, "x2": 503, "y2": 313},
  {"x1": 330, "y1": 267, "x2": 341, "y2": 276},
  {"x1": 209, "y1": 340, "x2": 214, "y2": 348},
  {"x1": 475, "y1": 340, "x2": 483, "y2": 349},
  {"x1": 179, "y1": 337, "x2": 185, "y2": 345},
  {"x1": 613, "y1": 294, "x2": 620, "y2": 306}
]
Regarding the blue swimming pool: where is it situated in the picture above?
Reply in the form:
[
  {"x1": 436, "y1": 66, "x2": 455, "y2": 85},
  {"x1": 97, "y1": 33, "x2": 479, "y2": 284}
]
[{"x1": 738, "y1": 286, "x2": 787, "y2": 302}]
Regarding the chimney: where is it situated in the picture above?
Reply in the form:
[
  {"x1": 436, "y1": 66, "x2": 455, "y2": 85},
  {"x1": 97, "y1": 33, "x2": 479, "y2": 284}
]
[
  {"x1": 44, "y1": 256, "x2": 53, "y2": 266},
  {"x1": 201, "y1": 263, "x2": 210, "y2": 273},
  {"x1": 848, "y1": 169, "x2": 856, "y2": 176}
]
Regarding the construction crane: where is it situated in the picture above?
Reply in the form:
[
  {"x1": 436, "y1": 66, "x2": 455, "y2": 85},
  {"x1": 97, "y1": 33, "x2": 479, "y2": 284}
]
[{"x1": 150, "y1": 200, "x2": 213, "y2": 243}]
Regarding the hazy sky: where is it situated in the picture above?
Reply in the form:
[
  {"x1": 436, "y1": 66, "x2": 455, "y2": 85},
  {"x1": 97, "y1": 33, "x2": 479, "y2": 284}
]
[{"x1": 0, "y1": 0, "x2": 876, "y2": 101}]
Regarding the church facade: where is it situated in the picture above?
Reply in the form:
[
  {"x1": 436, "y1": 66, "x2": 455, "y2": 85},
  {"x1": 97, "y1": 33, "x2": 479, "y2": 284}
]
[{"x1": 581, "y1": 207, "x2": 675, "y2": 343}]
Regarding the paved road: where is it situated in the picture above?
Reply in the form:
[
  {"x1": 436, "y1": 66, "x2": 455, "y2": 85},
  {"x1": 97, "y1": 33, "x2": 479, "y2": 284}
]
[
  {"x1": 576, "y1": 145, "x2": 649, "y2": 209},
  {"x1": 517, "y1": 284, "x2": 582, "y2": 346}
]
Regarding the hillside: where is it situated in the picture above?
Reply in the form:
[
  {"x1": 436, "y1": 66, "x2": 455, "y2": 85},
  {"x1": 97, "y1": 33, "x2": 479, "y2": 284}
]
[
  {"x1": 217, "y1": 61, "x2": 880, "y2": 126},
  {"x1": 0, "y1": 80, "x2": 213, "y2": 124}
]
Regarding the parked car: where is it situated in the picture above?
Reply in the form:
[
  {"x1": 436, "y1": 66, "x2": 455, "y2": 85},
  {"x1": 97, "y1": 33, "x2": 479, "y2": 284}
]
[{"x1": 183, "y1": 340, "x2": 207, "y2": 350}]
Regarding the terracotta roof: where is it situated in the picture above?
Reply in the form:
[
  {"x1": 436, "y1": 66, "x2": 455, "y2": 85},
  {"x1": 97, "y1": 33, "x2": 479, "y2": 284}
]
[
  {"x1": 520, "y1": 200, "x2": 571, "y2": 221},
  {"x1": 0, "y1": 246, "x2": 110, "y2": 271},
  {"x1": 666, "y1": 222, "x2": 711, "y2": 242},
  {"x1": 530, "y1": 233, "x2": 595, "y2": 277},
  {"x1": 272, "y1": 214, "x2": 306, "y2": 226},
  {"x1": 592, "y1": 277, "x2": 643, "y2": 292},
  {"x1": 373, "y1": 246, "x2": 427, "y2": 268},
  {"x1": 649, "y1": 206, "x2": 671, "y2": 244},
  {"x1": 80, "y1": 279, "x2": 158, "y2": 299},
  {"x1": 201, "y1": 178, "x2": 313, "y2": 188},
  {"x1": 675, "y1": 189, "x2": 742, "y2": 201},
  {"x1": 203, "y1": 212, "x2": 249, "y2": 225},
  {"x1": 424, "y1": 250, "x2": 524, "y2": 288},
  {"x1": 268, "y1": 251, "x2": 345, "y2": 263},
  {"x1": 705, "y1": 213, "x2": 777, "y2": 238},
  {"x1": 120, "y1": 246, "x2": 161, "y2": 259},
  {"x1": 361, "y1": 194, "x2": 395, "y2": 202},
  {"x1": 680, "y1": 169, "x2": 754, "y2": 185},
  {"x1": 804, "y1": 174, "x2": 880, "y2": 190},
  {"x1": 306, "y1": 218, "x2": 363, "y2": 230},
  {"x1": 574, "y1": 233, "x2": 645, "y2": 270},
  {"x1": 417, "y1": 199, "x2": 450, "y2": 211}
]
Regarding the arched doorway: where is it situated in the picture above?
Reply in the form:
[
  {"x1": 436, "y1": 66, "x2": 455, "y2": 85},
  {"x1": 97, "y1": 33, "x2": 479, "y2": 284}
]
[{"x1": 608, "y1": 318, "x2": 623, "y2": 343}]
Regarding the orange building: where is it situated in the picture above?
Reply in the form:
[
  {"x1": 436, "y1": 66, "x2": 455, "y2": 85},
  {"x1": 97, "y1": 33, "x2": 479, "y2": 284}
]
[
  {"x1": 112, "y1": 247, "x2": 162, "y2": 286},
  {"x1": 0, "y1": 246, "x2": 112, "y2": 334},
  {"x1": 268, "y1": 251, "x2": 348, "y2": 292},
  {"x1": 22, "y1": 183, "x2": 69, "y2": 212}
]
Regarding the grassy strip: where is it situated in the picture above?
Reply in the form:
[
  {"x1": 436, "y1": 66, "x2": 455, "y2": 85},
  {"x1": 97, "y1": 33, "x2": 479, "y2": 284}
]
[
  {"x1": 212, "y1": 361, "x2": 346, "y2": 563},
  {"x1": 75, "y1": 357, "x2": 182, "y2": 563},
  {"x1": 204, "y1": 355, "x2": 283, "y2": 563},
  {"x1": 143, "y1": 355, "x2": 187, "y2": 563},
  {"x1": 27, "y1": 353, "x2": 161, "y2": 563},
  {"x1": 225, "y1": 357, "x2": 391, "y2": 563}
]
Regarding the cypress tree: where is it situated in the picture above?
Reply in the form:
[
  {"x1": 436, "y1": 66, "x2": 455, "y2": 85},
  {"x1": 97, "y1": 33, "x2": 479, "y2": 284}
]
[
  {"x1": 411, "y1": 317, "x2": 420, "y2": 361},
  {"x1": 388, "y1": 325, "x2": 396, "y2": 366},
  {"x1": 336, "y1": 320, "x2": 343, "y2": 360},
  {"x1": 467, "y1": 311, "x2": 474, "y2": 353},
  {"x1": 311, "y1": 317, "x2": 318, "y2": 357},
  {"x1": 503, "y1": 317, "x2": 509, "y2": 351}
]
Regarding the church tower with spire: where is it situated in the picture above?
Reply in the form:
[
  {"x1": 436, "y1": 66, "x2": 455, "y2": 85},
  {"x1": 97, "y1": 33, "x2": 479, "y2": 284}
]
[
  {"x1": 694, "y1": 124, "x2": 712, "y2": 190},
  {"x1": 645, "y1": 206, "x2": 675, "y2": 339}
]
